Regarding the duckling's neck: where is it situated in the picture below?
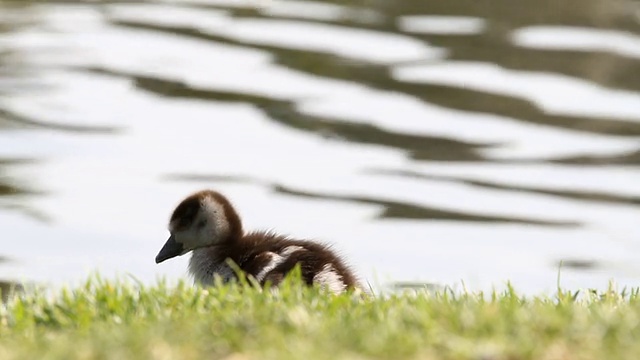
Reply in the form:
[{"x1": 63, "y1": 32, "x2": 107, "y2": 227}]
[{"x1": 188, "y1": 247, "x2": 235, "y2": 286}]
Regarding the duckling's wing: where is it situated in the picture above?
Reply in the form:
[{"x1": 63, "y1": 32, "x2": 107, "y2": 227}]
[{"x1": 245, "y1": 246, "x2": 307, "y2": 283}]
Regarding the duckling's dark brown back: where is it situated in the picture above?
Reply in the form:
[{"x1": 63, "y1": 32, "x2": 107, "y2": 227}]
[{"x1": 214, "y1": 231, "x2": 361, "y2": 292}]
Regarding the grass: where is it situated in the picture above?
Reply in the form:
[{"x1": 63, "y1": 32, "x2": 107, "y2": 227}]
[{"x1": 1, "y1": 271, "x2": 640, "y2": 360}]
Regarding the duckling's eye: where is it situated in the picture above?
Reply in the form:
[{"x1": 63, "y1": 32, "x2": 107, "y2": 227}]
[{"x1": 197, "y1": 220, "x2": 206, "y2": 229}]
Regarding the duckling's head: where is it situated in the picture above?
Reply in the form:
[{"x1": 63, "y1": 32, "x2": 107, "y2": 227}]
[{"x1": 155, "y1": 190, "x2": 242, "y2": 264}]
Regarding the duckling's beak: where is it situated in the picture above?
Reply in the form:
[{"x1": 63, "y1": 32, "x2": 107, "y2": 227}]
[{"x1": 155, "y1": 235, "x2": 184, "y2": 264}]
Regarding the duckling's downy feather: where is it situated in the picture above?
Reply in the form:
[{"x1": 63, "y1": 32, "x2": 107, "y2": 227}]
[{"x1": 157, "y1": 190, "x2": 361, "y2": 294}]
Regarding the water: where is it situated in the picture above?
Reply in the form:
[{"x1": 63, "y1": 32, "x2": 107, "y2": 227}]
[{"x1": 0, "y1": 0, "x2": 639, "y2": 295}]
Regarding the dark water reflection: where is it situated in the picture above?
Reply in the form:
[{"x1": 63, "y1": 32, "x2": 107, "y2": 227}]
[
  {"x1": 369, "y1": 169, "x2": 640, "y2": 207},
  {"x1": 0, "y1": 0, "x2": 639, "y2": 293},
  {"x1": 0, "y1": 281, "x2": 22, "y2": 303},
  {"x1": 114, "y1": 18, "x2": 640, "y2": 139},
  {"x1": 84, "y1": 66, "x2": 495, "y2": 162},
  {"x1": 164, "y1": 172, "x2": 580, "y2": 226},
  {"x1": 0, "y1": 256, "x2": 22, "y2": 303}
]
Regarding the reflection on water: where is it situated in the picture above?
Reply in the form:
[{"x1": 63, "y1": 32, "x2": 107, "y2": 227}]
[
  {"x1": 0, "y1": 256, "x2": 22, "y2": 303},
  {"x1": 164, "y1": 172, "x2": 580, "y2": 225},
  {"x1": 0, "y1": 280, "x2": 23, "y2": 303},
  {"x1": 0, "y1": 0, "x2": 639, "y2": 294},
  {"x1": 369, "y1": 169, "x2": 640, "y2": 206}
]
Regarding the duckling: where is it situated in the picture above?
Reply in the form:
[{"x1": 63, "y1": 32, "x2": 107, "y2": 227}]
[{"x1": 155, "y1": 190, "x2": 361, "y2": 294}]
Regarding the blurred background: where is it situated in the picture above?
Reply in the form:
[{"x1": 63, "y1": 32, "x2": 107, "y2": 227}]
[{"x1": 0, "y1": 0, "x2": 639, "y2": 295}]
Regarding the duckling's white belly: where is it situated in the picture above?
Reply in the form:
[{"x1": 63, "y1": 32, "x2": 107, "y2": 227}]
[{"x1": 188, "y1": 248, "x2": 235, "y2": 286}]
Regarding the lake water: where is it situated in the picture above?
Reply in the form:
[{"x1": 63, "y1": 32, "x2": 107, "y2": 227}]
[{"x1": 1, "y1": 0, "x2": 639, "y2": 295}]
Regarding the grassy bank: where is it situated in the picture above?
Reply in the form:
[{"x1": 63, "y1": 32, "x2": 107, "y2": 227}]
[{"x1": 1, "y1": 274, "x2": 640, "y2": 360}]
